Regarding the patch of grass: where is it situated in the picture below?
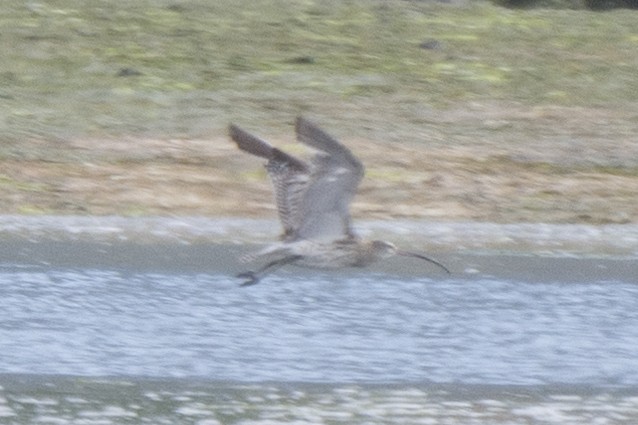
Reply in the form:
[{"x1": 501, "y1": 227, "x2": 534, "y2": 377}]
[
  {"x1": 592, "y1": 165, "x2": 638, "y2": 177},
  {"x1": 1, "y1": 0, "x2": 637, "y2": 141},
  {"x1": 16, "y1": 204, "x2": 52, "y2": 215},
  {"x1": 0, "y1": 174, "x2": 48, "y2": 192},
  {"x1": 0, "y1": 0, "x2": 637, "y2": 221}
]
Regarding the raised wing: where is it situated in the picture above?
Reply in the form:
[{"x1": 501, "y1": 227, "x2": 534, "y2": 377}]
[
  {"x1": 293, "y1": 117, "x2": 364, "y2": 241},
  {"x1": 229, "y1": 124, "x2": 310, "y2": 239}
]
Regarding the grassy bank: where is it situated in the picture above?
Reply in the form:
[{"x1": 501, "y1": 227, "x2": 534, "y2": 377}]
[{"x1": 0, "y1": 0, "x2": 637, "y2": 222}]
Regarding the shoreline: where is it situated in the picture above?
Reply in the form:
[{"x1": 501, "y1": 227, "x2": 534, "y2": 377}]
[
  {"x1": 3, "y1": 130, "x2": 638, "y2": 224},
  {"x1": 1, "y1": 216, "x2": 635, "y2": 283},
  {"x1": 1, "y1": 215, "x2": 637, "y2": 256},
  {"x1": 2, "y1": 374, "x2": 637, "y2": 425},
  {"x1": 2, "y1": 373, "x2": 638, "y2": 393}
]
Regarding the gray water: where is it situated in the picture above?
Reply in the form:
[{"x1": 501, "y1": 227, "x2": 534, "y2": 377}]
[
  {"x1": 1, "y1": 257, "x2": 638, "y2": 385},
  {"x1": 1, "y1": 217, "x2": 637, "y2": 423}
]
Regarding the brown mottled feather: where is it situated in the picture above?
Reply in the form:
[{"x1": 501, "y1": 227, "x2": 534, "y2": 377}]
[{"x1": 229, "y1": 123, "x2": 310, "y2": 238}]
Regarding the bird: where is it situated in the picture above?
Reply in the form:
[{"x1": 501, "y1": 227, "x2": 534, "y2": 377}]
[{"x1": 229, "y1": 116, "x2": 450, "y2": 286}]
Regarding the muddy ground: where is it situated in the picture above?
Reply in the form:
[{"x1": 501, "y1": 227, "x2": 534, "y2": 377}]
[{"x1": 2, "y1": 103, "x2": 637, "y2": 224}]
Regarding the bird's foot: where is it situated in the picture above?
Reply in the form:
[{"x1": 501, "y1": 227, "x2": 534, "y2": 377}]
[{"x1": 237, "y1": 271, "x2": 260, "y2": 287}]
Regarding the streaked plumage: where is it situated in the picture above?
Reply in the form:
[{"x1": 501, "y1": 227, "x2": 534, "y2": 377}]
[{"x1": 229, "y1": 116, "x2": 449, "y2": 286}]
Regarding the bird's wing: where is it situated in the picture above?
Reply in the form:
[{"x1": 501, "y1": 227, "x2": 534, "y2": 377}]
[
  {"x1": 229, "y1": 124, "x2": 310, "y2": 238},
  {"x1": 292, "y1": 117, "x2": 364, "y2": 241}
]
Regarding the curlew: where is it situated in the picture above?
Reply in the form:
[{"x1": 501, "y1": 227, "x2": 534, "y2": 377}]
[{"x1": 229, "y1": 116, "x2": 450, "y2": 286}]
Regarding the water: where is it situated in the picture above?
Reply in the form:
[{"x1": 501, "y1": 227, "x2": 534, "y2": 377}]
[
  {"x1": 1, "y1": 264, "x2": 637, "y2": 385},
  {"x1": 1, "y1": 217, "x2": 637, "y2": 423}
]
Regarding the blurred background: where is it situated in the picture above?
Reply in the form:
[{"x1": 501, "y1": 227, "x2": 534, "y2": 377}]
[
  {"x1": 0, "y1": 0, "x2": 636, "y2": 222},
  {"x1": 1, "y1": 1, "x2": 637, "y2": 424}
]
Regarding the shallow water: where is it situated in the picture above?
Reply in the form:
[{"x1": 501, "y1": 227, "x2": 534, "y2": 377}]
[
  {"x1": 1, "y1": 256, "x2": 637, "y2": 385},
  {"x1": 1, "y1": 217, "x2": 637, "y2": 423},
  {"x1": 2, "y1": 376, "x2": 638, "y2": 425}
]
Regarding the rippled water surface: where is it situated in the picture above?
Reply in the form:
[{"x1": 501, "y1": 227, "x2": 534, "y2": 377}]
[
  {"x1": 1, "y1": 261, "x2": 637, "y2": 385},
  {"x1": 1, "y1": 217, "x2": 637, "y2": 423}
]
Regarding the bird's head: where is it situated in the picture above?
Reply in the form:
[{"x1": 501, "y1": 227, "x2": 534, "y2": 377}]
[{"x1": 370, "y1": 240, "x2": 398, "y2": 259}]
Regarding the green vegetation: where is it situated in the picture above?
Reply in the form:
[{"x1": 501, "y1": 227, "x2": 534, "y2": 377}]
[
  {"x1": 0, "y1": 0, "x2": 637, "y2": 222},
  {"x1": 1, "y1": 0, "x2": 637, "y2": 141}
]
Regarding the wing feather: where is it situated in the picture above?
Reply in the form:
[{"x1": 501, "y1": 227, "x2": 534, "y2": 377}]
[
  {"x1": 230, "y1": 119, "x2": 365, "y2": 242},
  {"x1": 229, "y1": 124, "x2": 310, "y2": 238},
  {"x1": 293, "y1": 117, "x2": 364, "y2": 241}
]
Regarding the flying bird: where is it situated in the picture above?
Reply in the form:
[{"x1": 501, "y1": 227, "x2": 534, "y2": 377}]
[{"x1": 229, "y1": 116, "x2": 449, "y2": 286}]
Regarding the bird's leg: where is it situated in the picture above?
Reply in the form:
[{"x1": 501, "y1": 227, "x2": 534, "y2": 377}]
[{"x1": 237, "y1": 255, "x2": 302, "y2": 287}]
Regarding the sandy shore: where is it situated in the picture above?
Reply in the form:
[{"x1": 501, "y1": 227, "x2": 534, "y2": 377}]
[{"x1": 2, "y1": 105, "x2": 637, "y2": 223}]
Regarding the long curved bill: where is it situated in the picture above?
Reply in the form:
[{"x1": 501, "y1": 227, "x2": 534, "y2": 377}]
[{"x1": 396, "y1": 250, "x2": 450, "y2": 275}]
